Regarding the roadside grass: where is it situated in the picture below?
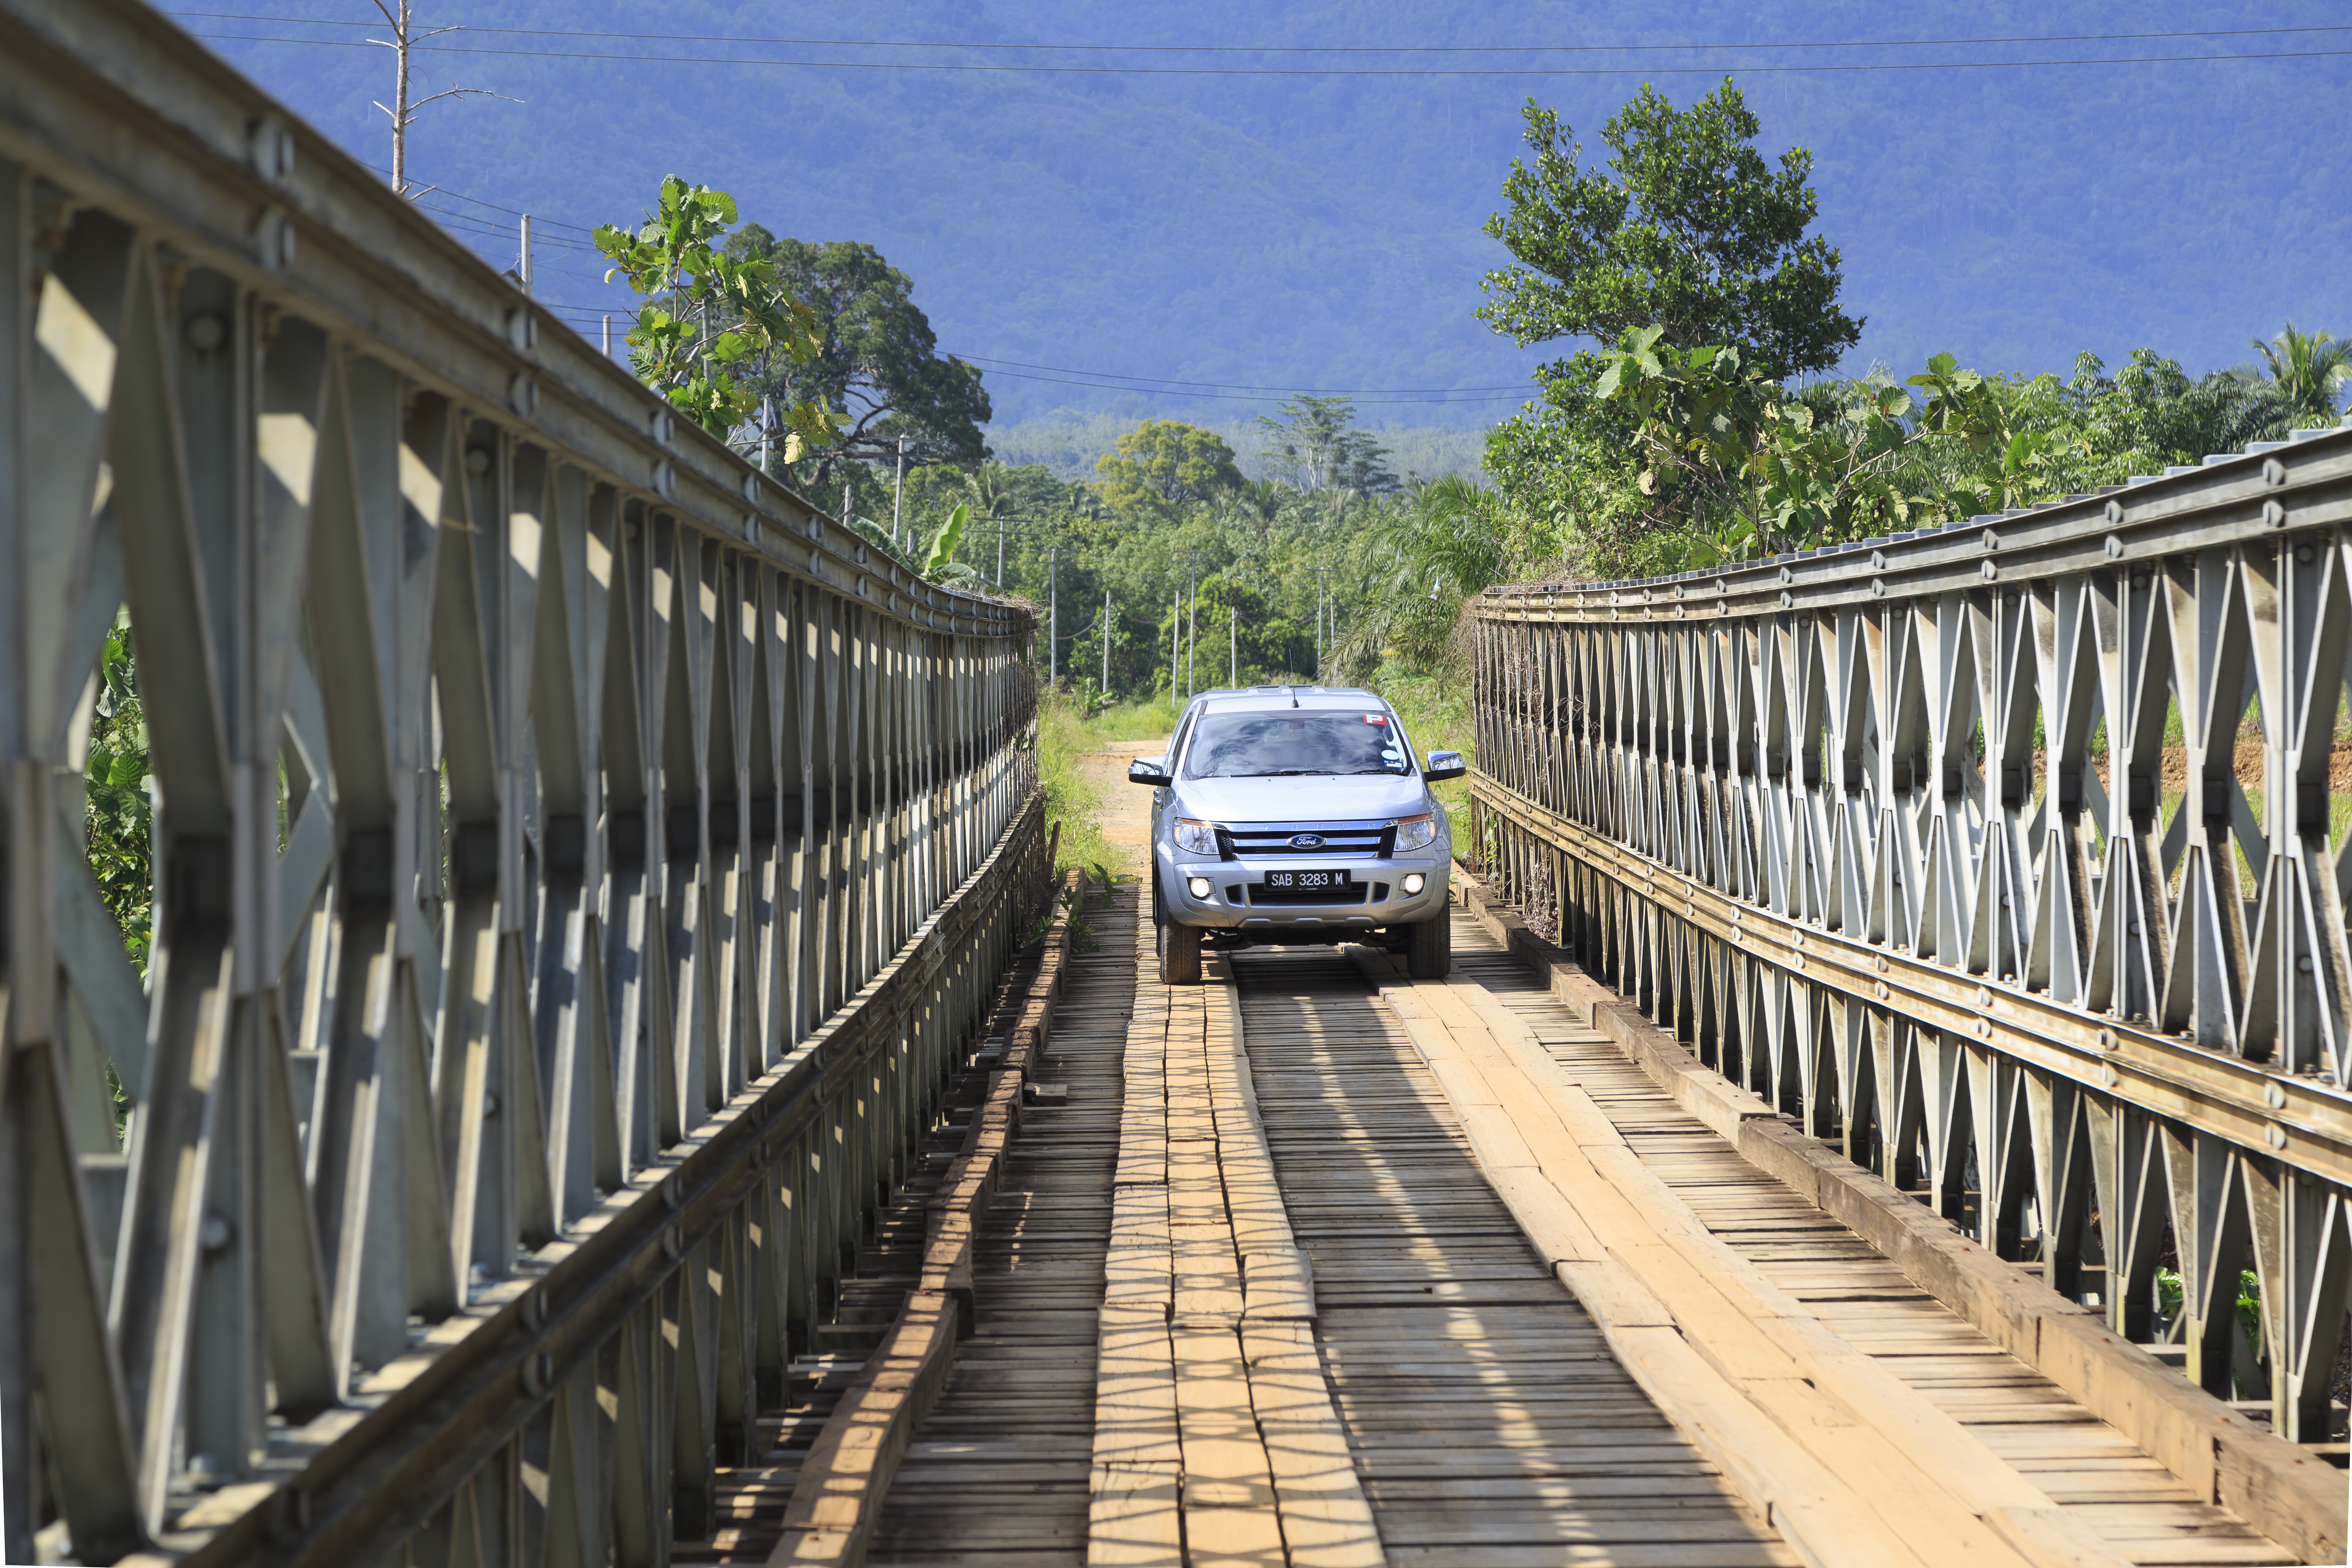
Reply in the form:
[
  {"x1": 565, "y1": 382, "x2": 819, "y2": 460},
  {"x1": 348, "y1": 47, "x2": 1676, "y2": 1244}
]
[
  {"x1": 1038, "y1": 693, "x2": 1117, "y2": 884},
  {"x1": 1078, "y1": 693, "x2": 1183, "y2": 745}
]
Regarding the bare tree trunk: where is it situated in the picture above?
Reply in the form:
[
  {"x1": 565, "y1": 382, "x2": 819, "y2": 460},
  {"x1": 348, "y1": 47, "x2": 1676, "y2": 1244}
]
[
  {"x1": 370, "y1": 1, "x2": 516, "y2": 200},
  {"x1": 390, "y1": 0, "x2": 410, "y2": 194}
]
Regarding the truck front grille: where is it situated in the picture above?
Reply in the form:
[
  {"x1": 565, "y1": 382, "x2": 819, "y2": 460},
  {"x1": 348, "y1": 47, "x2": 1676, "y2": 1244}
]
[{"x1": 1216, "y1": 820, "x2": 1394, "y2": 860}]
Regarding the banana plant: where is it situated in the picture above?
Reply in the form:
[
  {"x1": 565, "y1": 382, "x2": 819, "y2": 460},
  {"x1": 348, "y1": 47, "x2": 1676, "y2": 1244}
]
[
  {"x1": 595, "y1": 176, "x2": 840, "y2": 453},
  {"x1": 923, "y1": 501, "x2": 979, "y2": 583}
]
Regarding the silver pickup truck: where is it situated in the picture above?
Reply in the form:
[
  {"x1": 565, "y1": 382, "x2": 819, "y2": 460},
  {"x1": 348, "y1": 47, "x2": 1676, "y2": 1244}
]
[{"x1": 1129, "y1": 685, "x2": 1465, "y2": 984}]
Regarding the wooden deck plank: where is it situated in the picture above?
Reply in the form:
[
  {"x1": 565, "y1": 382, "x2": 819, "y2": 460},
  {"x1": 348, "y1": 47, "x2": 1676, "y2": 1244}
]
[
  {"x1": 1444, "y1": 928, "x2": 2300, "y2": 1568},
  {"x1": 1232, "y1": 944, "x2": 1800, "y2": 1568}
]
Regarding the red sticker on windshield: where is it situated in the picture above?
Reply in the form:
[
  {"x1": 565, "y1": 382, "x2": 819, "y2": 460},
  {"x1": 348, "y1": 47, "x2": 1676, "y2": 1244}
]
[{"x1": 1363, "y1": 714, "x2": 1387, "y2": 724}]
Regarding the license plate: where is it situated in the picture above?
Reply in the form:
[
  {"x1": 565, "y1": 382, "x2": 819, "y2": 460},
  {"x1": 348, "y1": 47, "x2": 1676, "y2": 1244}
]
[{"x1": 1263, "y1": 869, "x2": 1349, "y2": 892}]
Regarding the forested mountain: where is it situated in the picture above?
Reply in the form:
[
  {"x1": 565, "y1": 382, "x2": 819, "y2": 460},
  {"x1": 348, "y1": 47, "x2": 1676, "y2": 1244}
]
[{"x1": 195, "y1": 0, "x2": 2348, "y2": 430}]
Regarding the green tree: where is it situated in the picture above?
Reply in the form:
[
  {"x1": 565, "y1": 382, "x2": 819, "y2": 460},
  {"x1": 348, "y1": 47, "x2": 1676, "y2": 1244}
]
[
  {"x1": 594, "y1": 177, "x2": 835, "y2": 448},
  {"x1": 1093, "y1": 420, "x2": 1244, "y2": 518},
  {"x1": 1478, "y1": 80, "x2": 1861, "y2": 383},
  {"x1": 84, "y1": 612, "x2": 152, "y2": 972},
  {"x1": 2047, "y1": 350, "x2": 2281, "y2": 481},
  {"x1": 2250, "y1": 322, "x2": 2351, "y2": 427},
  {"x1": 721, "y1": 229, "x2": 990, "y2": 492},
  {"x1": 1481, "y1": 396, "x2": 1644, "y2": 575},
  {"x1": 1593, "y1": 328, "x2": 2026, "y2": 562},
  {"x1": 1252, "y1": 395, "x2": 1399, "y2": 495}
]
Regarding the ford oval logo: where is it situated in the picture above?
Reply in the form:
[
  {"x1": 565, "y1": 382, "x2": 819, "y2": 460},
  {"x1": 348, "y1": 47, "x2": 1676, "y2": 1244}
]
[{"x1": 1288, "y1": 833, "x2": 1325, "y2": 849}]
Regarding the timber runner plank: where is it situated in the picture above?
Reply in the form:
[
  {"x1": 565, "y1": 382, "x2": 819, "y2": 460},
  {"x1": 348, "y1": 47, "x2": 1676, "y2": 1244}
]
[{"x1": 1081, "y1": 921, "x2": 1383, "y2": 1568}]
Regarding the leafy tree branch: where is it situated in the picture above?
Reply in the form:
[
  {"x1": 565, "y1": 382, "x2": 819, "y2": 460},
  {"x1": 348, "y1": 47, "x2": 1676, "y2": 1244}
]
[{"x1": 595, "y1": 177, "x2": 840, "y2": 450}]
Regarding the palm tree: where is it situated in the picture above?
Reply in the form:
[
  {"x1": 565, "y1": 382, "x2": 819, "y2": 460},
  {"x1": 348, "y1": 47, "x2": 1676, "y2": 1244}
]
[
  {"x1": 2251, "y1": 322, "x2": 2352, "y2": 428},
  {"x1": 1221, "y1": 478, "x2": 1292, "y2": 543},
  {"x1": 1326, "y1": 477, "x2": 1512, "y2": 684}
]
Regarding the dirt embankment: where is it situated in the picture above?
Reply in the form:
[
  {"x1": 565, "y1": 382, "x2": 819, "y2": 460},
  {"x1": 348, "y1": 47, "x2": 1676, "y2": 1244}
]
[{"x1": 2079, "y1": 742, "x2": 2352, "y2": 795}]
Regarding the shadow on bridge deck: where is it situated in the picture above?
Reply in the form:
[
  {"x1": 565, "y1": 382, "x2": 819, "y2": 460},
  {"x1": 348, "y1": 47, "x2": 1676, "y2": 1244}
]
[{"x1": 1235, "y1": 944, "x2": 1795, "y2": 1568}]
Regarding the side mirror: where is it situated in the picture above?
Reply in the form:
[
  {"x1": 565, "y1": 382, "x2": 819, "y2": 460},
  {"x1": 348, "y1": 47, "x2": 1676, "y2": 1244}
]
[
  {"x1": 1423, "y1": 750, "x2": 1468, "y2": 783},
  {"x1": 1128, "y1": 757, "x2": 1172, "y2": 787}
]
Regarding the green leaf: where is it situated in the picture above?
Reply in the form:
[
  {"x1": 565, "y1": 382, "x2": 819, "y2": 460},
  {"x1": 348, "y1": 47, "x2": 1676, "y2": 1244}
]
[{"x1": 925, "y1": 502, "x2": 969, "y2": 576}]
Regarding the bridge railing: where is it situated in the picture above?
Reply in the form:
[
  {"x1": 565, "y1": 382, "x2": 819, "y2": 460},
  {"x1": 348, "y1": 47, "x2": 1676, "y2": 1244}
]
[
  {"x1": 1468, "y1": 421, "x2": 2352, "y2": 1445},
  {"x1": 0, "y1": 2, "x2": 1047, "y2": 1563}
]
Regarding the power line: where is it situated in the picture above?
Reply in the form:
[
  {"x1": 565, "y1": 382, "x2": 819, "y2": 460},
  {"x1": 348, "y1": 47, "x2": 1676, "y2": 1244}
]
[
  {"x1": 965, "y1": 366, "x2": 1533, "y2": 403},
  {"x1": 518, "y1": 310, "x2": 1539, "y2": 401},
  {"x1": 185, "y1": 33, "x2": 2352, "y2": 76},
  {"x1": 352, "y1": 160, "x2": 602, "y2": 234},
  {"x1": 163, "y1": 15, "x2": 2352, "y2": 54},
  {"x1": 949, "y1": 355, "x2": 1535, "y2": 395}
]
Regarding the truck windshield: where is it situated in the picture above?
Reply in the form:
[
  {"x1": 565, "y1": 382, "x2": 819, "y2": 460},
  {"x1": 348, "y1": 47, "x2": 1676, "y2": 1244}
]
[{"x1": 1182, "y1": 712, "x2": 1411, "y2": 779}]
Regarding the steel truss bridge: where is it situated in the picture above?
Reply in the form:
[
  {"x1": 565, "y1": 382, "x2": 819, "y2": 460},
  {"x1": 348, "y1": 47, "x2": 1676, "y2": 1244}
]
[
  {"x1": 5, "y1": 3, "x2": 2352, "y2": 1567},
  {"x1": 1465, "y1": 413, "x2": 2352, "y2": 1444}
]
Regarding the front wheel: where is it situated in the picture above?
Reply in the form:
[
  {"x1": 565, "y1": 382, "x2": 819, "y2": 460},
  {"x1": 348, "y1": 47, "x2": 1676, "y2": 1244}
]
[
  {"x1": 1406, "y1": 909, "x2": 1452, "y2": 980},
  {"x1": 1159, "y1": 916, "x2": 1202, "y2": 986}
]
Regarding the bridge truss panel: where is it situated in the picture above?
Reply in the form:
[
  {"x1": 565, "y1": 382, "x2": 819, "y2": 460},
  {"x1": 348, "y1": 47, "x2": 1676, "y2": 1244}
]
[
  {"x1": 0, "y1": 2, "x2": 1047, "y2": 1562},
  {"x1": 1468, "y1": 424, "x2": 2352, "y2": 1448}
]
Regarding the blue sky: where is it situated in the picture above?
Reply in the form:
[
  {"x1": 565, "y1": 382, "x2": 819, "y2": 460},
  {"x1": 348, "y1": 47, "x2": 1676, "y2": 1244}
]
[{"x1": 180, "y1": 2, "x2": 2352, "y2": 428}]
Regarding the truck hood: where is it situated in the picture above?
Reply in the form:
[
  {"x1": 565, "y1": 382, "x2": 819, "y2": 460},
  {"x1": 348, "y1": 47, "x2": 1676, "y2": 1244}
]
[{"x1": 1174, "y1": 774, "x2": 1433, "y2": 825}]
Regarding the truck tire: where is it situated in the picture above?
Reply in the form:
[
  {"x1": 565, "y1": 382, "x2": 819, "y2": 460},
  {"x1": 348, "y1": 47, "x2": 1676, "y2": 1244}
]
[
  {"x1": 1406, "y1": 908, "x2": 1452, "y2": 979},
  {"x1": 1162, "y1": 912, "x2": 1204, "y2": 987},
  {"x1": 1160, "y1": 916, "x2": 1203, "y2": 986}
]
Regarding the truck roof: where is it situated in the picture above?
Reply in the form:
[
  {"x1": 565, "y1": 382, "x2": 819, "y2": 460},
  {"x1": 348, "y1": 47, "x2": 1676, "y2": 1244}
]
[{"x1": 1185, "y1": 686, "x2": 1385, "y2": 714}]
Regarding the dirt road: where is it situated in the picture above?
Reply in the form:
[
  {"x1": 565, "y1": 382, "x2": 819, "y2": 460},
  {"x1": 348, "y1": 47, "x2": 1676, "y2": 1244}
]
[{"x1": 1077, "y1": 737, "x2": 1167, "y2": 877}]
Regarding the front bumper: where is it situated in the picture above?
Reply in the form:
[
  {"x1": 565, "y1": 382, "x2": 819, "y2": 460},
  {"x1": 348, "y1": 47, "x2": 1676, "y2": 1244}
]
[{"x1": 1155, "y1": 846, "x2": 1449, "y2": 931}]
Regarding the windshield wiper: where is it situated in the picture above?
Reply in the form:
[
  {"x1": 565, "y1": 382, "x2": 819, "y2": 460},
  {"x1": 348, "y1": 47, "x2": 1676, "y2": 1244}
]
[{"x1": 1222, "y1": 766, "x2": 1401, "y2": 778}]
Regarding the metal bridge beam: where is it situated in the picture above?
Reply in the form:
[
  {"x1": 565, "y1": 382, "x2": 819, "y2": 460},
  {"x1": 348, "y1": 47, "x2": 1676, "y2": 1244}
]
[
  {"x1": 0, "y1": 2, "x2": 1044, "y2": 1561},
  {"x1": 1471, "y1": 424, "x2": 2352, "y2": 1445}
]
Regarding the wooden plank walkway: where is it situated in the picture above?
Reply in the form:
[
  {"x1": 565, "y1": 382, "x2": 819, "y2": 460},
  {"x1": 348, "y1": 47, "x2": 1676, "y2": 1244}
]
[
  {"x1": 864, "y1": 885, "x2": 1139, "y2": 1567},
  {"x1": 1231, "y1": 944, "x2": 1797, "y2": 1568},
  {"x1": 1443, "y1": 915, "x2": 2294, "y2": 1568}
]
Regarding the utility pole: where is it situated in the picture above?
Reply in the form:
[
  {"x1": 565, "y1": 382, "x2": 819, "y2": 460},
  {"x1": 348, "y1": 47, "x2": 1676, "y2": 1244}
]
[
  {"x1": 1230, "y1": 599, "x2": 1238, "y2": 688},
  {"x1": 367, "y1": 0, "x2": 519, "y2": 200},
  {"x1": 601, "y1": 313, "x2": 612, "y2": 360},
  {"x1": 1047, "y1": 546, "x2": 1058, "y2": 689},
  {"x1": 1102, "y1": 590, "x2": 1112, "y2": 694},
  {"x1": 518, "y1": 212, "x2": 532, "y2": 295},
  {"x1": 1170, "y1": 596, "x2": 1180, "y2": 700},
  {"x1": 1185, "y1": 552, "x2": 1200, "y2": 699},
  {"x1": 996, "y1": 510, "x2": 1005, "y2": 588},
  {"x1": 891, "y1": 433, "x2": 908, "y2": 552},
  {"x1": 1314, "y1": 567, "x2": 1331, "y2": 680},
  {"x1": 758, "y1": 394, "x2": 772, "y2": 476}
]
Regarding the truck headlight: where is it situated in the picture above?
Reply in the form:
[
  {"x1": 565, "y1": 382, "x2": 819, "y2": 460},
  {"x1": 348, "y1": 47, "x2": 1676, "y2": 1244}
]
[
  {"x1": 1174, "y1": 817, "x2": 1218, "y2": 855},
  {"x1": 1393, "y1": 813, "x2": 1437, "y2": 852},
  {"x1": 1402, "y1": 873, "x2": 1426, "y2": 895},
  {"x1": 1187, "y1": 877, "x2": 1213, "y2": 899}
]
